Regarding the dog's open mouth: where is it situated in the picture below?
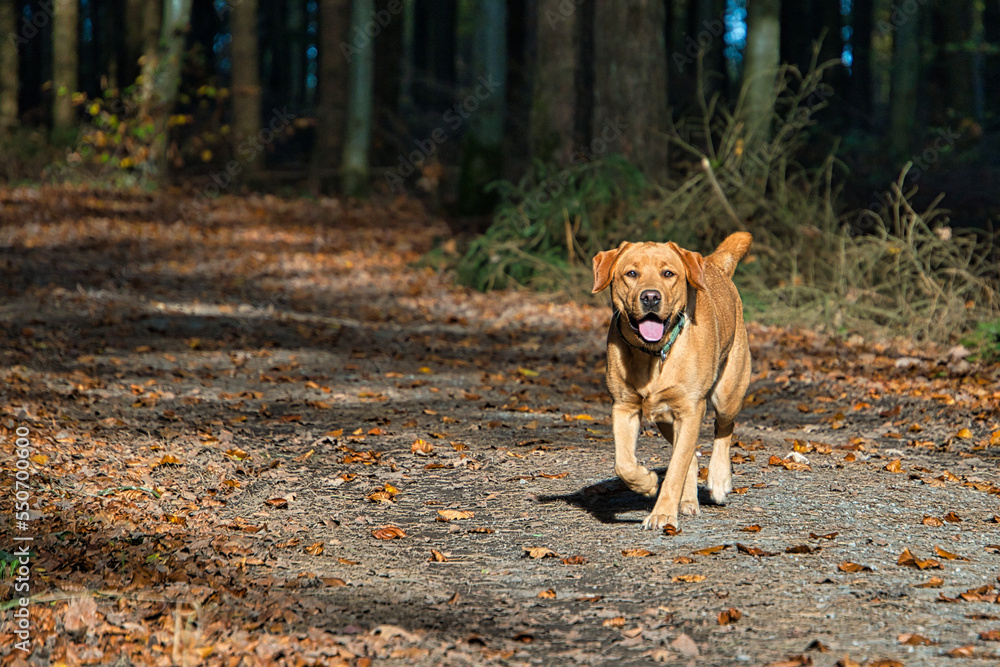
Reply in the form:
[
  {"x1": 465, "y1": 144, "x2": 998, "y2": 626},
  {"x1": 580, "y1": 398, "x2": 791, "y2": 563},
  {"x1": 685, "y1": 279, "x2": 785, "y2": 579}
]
[{"x1": 631, "y1": 314, "x2": 665, "y2": 343}]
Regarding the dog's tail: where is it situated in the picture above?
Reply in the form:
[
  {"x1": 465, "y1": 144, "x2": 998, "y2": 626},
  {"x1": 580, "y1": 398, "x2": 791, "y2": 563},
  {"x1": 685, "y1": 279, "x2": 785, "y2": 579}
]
[{"x1": 707, "y1": 232, "x2": 752, "y2": 278}]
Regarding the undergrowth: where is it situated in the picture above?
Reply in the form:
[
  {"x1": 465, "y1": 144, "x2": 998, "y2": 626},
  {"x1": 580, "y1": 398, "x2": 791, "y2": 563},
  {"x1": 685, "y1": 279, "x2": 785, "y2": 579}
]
[{"x1": 454, "y1": 59, "x2": 1000, "y2": 346}]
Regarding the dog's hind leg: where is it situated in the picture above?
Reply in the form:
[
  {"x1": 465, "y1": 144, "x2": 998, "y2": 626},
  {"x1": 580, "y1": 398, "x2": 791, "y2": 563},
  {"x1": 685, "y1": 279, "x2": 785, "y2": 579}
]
[{"x1": 707, "y1": 346, "x2": 751, "y2": 505}]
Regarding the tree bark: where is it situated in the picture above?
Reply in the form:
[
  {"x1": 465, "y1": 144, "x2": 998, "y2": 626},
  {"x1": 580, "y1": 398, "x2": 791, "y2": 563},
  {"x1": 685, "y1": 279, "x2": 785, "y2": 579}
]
[
  {"x1": 145, "y1": 0, "x2": 194, "y2": 179},
  {"x1": 743, "y1": 0, "x2": 781, "y2": 145},
  {"x1": 0, "y1": 0, "x2": 18, "y2": 131},
  {"x1": 309, "y1": 0, "x2": 350, "y2": 194},
  {"x1": 888, "y1": 0, "x2": 919, "y2": 161},
  {"x1": 342, "y1": 0, "x2": 375, "y2": 197},
  {"x1": 592, "y1": 0, "x2": 668, "y2": 182},
  {"x1": 231, "y1": 0, "x2": 263, "y2": 179},
  {"x1": 53, "y1": 0, "x2": 79, "y2": 140},
  {"x1": 531, "y1": 0, "x2": 576, "y2": 165},
  {"x1": 457, "y1": 0, "x2": 507, "y2": 214}
]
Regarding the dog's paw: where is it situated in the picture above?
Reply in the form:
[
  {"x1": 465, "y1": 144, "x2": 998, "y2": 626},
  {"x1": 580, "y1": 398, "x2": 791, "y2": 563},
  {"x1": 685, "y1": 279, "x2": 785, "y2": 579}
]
[
  {"x1": 640, "y1": 513, "x2": 677, "y2": 531},
  {"x1": 706, "y1": 470, "x2": 732, "y2": 505},
  {"x1": 680, "y1": 499, "x2": 700, "y2": 516},
  {"x1": 618, "y1": 467, "x2": 659, "y2": 498}
]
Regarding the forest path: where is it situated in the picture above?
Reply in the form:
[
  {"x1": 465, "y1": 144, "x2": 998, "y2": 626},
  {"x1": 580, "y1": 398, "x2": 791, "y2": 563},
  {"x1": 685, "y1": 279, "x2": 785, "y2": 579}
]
[{"x1": 2, "y1": 188, "x2": 1000, "y2": 666}]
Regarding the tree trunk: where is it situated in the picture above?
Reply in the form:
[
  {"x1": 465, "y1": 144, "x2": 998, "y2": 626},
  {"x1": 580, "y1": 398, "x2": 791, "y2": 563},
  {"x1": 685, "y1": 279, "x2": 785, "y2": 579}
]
[
  {"x1": 888, "y1": 0, "x2": 919, "y2": 161},
  {"x1": 231, "y1": 0, "x2": 263, "y2": 180},
  {"x1": 0, "y1": 0, "x2": 18, "y2": 131},
  {"x1": 53, "y1": 0, "x2": 79, "y2": 141},
  {"x1": 742, "y1": 0, "x2": 781, "y2": 145},
  {"x1": 592, "y1": 0, "x2": 668, "y2": 182},
  {"x1": 145, "y1": 0, "x2": 193, "y2": 179},
  {"x1": 139, "y1": 0, "x2": 163, "y2": 116},
  {"x1": 848, "y1": 0, "x2": 873, "y2": 128},
  {"x1": 309, "y1": 0, "x2": 350, "y2": 194},
  {"x1": 531, "y1": 0, "x2": 576, "y2": 165},
  {"x1": 457, "y1": 0, "x2": 507, "y2": 214},
  {"x1": 342, "y1": 0, "x2": 375, "y2": 197},
  {"x1": 119, "y1": 0, "x2": 145, "y2": 87}
]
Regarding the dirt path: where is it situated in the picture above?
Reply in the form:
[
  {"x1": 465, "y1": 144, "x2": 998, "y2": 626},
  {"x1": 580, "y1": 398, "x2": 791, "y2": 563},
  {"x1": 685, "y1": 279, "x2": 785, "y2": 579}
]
[{"x1": 2, "y1": 187, "x2": 1000, "y2": 666}]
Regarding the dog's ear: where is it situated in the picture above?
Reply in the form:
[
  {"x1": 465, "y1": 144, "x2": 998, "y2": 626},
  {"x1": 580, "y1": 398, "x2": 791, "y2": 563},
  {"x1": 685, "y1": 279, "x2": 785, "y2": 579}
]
[
  {"x1": 668, "y1": 242, "x2": 706, "y2": 291},
  {"x1": 591, "y1": 242, "x2": 630, "y2": 293}
]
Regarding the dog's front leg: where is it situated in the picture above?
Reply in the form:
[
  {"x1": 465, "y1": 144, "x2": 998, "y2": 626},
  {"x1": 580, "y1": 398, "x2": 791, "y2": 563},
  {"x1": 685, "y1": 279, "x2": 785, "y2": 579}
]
[
  {"x1": 612, "y1": 403, "x2": 659, "y2": 497},
  {"x1": 642, "y1": 401, "x2": 706, "y2": 530}
]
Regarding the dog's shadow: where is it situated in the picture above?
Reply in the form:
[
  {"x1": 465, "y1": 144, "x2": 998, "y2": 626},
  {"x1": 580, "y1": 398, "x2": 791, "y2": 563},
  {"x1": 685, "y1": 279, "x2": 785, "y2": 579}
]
[{"x1": 534, "y1": 471, "x2": 719, "y2": 524}]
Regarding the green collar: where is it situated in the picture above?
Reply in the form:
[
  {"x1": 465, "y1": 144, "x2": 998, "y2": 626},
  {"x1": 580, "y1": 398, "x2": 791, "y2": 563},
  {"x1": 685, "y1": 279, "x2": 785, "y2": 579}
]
[{"x1": 656, "y1": 311, "x2": 687, "y2": 361}]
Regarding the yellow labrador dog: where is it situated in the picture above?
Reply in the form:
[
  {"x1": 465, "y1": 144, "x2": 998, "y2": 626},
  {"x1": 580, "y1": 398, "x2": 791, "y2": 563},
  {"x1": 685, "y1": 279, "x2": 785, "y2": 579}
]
[{"x1": 592, "y1": 232, "x2": 752, "y2": 530}]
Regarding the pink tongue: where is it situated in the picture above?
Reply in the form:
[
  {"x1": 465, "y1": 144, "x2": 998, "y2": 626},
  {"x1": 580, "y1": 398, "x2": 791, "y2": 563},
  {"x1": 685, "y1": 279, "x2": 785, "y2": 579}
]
[{"x1": 638, "y1": 318, "x2": 665, "y2": 342}]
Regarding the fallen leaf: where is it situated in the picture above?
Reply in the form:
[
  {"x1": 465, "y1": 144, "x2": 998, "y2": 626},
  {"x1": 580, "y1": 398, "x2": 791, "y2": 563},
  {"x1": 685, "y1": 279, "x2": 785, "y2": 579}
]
[
  {"x1": 898, "y1": 547, "x2": 941, "y2": 570},
  {"x1": 768, "y1": 655, "x2": 812, "y2": 667},
  {"x1": 922, "y1": 515, "x2": 944, "y2": 527},
  {"x1": 693, "y1": 545, "x2": 730, "y2": 556},
  {"x1": 947, "y1": 645, "x2": 975, "y2": 658},
  {"x1": 338, "y1": 558, "x2": 359, "y2": 565},
  {"x1": 673, "y1": 555, "x2": 696, "y2": 564},
  {"x1": 662, "y1": 524, "x2": 681, "y2": 536},
  {"x1": 265, "y1": 497, "x2": 289, "y2": 508},
  {"x1": 437, "y1": 509, "x2": 474, "y2": 521},
  {"x1": 561, "y1": 555, "x2": 588, "y2": 565},
  {"x1": 157, "y1": 454, "x2": 181, "y2": 466},
  {"x1": 718, "y1": 607, "x2": 742, "y2": 625},
  {"x1": 883, "y1": 458, "x2": 904, "y2": 473},
  {"x1": 804, "y1": 640, "x2": 829, "y2": 652},
  {"x1": 429, "y1": 550, "x2": 448, "y2": 562},
  {"x1": 809, "y1": 532, "x2": 839, "y2": 540},
  {"x1": 537, "y1": 588, "x2": 556, "y2": 599},
  {"x1": 372, "y1": 525, "x2": 406, "y2": 540},
  {"x1": 956, "y1": 428, "x2": 974, "y2": 439},
  {"x1": 897, "y1": 633, "x2": 937, "y2": 645},
  {"x1": 671, "y1": 574, "x2": 706, "y2": 583},
  {"x1": 980, "y1": 630, "x2": 1000, "y2": 641},
  {"x1": 411, "y1": 439, "x2": 434, "y2": 456},
  {"x1": 524, "y1": 547, "x2": 558, "y2": 559},
  {"x1": 304, "y1": 542, "x2": 324, "y2": 555},
  {"x1": 914, "y1": 576, "x2": 944, "y2": 588},
  {"x1": 834, "y1": 657, "x2": 861, "y2": 667},
  {"x1": 785, "y1": 545, "x2": 820, "y2": 554},
  {"x1": 943, "y1": 511, "x2": 963, "y2": 523},
  {"x1": 837, "y1": 562, "x2": 871, "y2": 573},
  {"x1": 602, "y1": 616, "x2": 625, "y2": 628},
  {"x1": 933, "y1": 545, "x2": 969, "y2": 561},
  {"x1": 737, "y1": 543, "x2": 776, "y2": 557},
  {"x1": 741, "y1": 524, "x2": 763, "y2": 532},
  {"x1": 622, "y1": 548, "x2": 654, "y2": 558}
]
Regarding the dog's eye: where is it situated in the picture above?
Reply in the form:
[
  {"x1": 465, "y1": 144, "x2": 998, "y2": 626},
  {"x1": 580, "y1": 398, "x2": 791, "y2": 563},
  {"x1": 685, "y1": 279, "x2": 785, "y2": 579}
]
[
  {"x1": 663, "y1": 270, "x2": 674, "y2": 278},
  {"x1": 625, "y1": 270, "x2": 637, "y2": 278}
]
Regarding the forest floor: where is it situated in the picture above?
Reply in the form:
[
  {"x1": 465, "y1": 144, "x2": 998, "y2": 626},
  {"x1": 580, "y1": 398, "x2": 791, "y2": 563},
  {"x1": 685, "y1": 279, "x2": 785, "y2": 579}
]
[{"x1": 2, "y1": 187, "x2": 1000, "y2": 667}]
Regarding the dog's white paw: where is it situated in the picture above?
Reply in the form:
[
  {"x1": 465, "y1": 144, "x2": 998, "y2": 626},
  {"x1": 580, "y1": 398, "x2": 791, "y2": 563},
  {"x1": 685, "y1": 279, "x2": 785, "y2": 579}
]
[
  {"x1": 706, "y1": 465, "x2": 733, "y2": 505},
  {"x1": 680, "y1": 499, "x2": 700, "y2": 516},
  {"x1": 641, "y1": 513, "x2": 677, "y2": 531}
]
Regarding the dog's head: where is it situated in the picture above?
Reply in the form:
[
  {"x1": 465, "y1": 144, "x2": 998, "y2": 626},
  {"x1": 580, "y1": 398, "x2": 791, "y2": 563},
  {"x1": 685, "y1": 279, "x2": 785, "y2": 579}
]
[{"x1": 592, "y1": 241, "x2": 705, "y2": 348}]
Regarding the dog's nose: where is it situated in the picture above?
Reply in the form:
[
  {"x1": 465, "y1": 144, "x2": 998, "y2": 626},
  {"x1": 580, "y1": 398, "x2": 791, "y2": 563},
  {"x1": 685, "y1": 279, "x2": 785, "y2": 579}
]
[{"x1": 640, "y1": 290, "x2": 661, "y2": 309}]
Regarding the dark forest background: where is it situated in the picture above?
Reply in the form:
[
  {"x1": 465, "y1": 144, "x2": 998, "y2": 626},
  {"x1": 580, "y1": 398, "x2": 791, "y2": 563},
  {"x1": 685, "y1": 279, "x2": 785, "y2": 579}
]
[
  {"x1": 0, "y1": 1, "x2": 997, "y2": 221},
  {"x1": 1, "y1": 0, "x2": 999, "y2": 344}
]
